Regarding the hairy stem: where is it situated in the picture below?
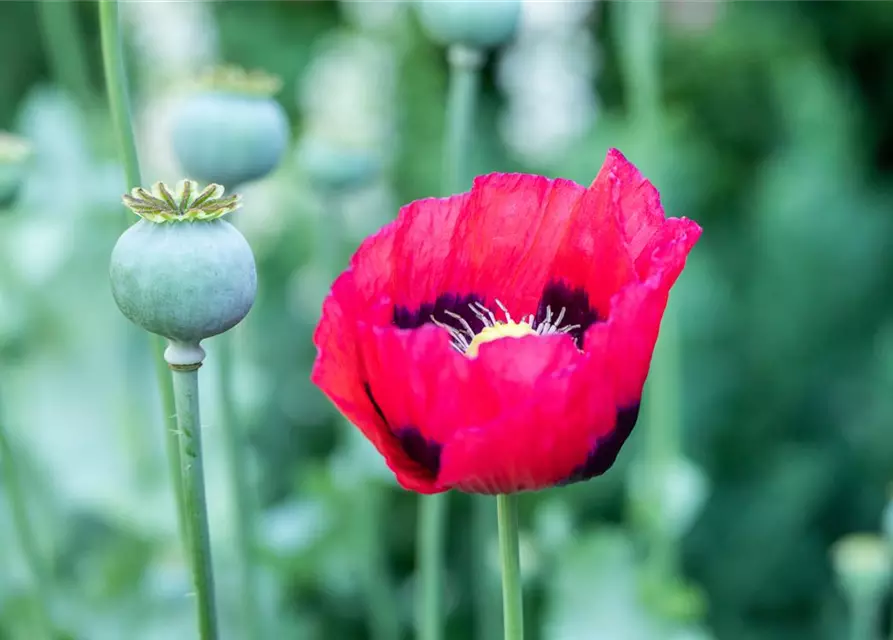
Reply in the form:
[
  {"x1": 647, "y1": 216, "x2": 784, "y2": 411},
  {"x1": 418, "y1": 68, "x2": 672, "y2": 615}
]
[{"x1": 170, "y1": 362, "x2": 219, "y2": 640}]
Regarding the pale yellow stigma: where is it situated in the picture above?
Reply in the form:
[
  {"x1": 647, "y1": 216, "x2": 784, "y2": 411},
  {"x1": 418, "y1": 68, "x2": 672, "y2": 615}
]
[{"x1": 465, "y1": 320, "x2": 537, "y2": 358}]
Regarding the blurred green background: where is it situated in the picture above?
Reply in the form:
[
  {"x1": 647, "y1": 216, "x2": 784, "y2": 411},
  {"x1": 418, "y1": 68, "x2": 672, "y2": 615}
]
[{"x1": 1, "y1": 1, "x2": 892, "y2": 639}]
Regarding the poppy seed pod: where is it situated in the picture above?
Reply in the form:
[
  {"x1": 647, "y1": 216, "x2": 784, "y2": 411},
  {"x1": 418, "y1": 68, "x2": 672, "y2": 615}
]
[
  {"x1": 171, "y1": 67, "x2": 289, "y2": 187},
  {"x1": 110, "y1": 181, "x2": 257, "y2": 359},
  {"x1": 0, "y1": 132, "x2": 31, "y2": 209},
  {"x1": 830, "y1": 533, "x2": 892, "y2": 603},
  {"x1": 415, "y1": 0, "x2": 521, "y2": 50},
  {"x1": 297, "y1": 135, "x2": 380, "y2": 192}
]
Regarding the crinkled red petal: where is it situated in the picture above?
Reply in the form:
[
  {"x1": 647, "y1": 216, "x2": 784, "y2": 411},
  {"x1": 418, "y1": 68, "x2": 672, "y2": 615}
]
[
  {"x1": 312, "y1": 272, "x2": 443, "y2": 494},
  {"x1": 587, "y1": 215, "x2": 703, "y2": 407},
  {"x1": 359, "y1": 324, "x2": 617, "y2": 493},
  {"x1": 388, "y1": 193, "x2": 469, "y2": 313},
  {"x1": 442, "y1": 173, "x2": 587, "y2": 314},
  {"x1": 440, "y1": 334, "x2": 616, "y2": 493},
  {"x1": 599, "y1": 148, "x2": 666, "y2": 270}
]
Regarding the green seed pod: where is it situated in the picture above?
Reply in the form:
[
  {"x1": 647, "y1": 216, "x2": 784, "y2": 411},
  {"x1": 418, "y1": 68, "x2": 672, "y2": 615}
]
[
  {"x1": 830, "y1": 533, "x2": 892, "y2": 604},
  {"x1": 109, "y1": 181, "x2": 257, "y2": 362},
  {"x1": 415, "y1": 0, "x2": 521, "y2": 49},
  {"x1": 0, "y1": 132, "x2": 31, "y2": 209},
  {"x1": 297, "y1": 135, "x2": 380, "y2": 192},
  {"x1": 171, "y1": 67, "x2": 289, "y2": 187}
]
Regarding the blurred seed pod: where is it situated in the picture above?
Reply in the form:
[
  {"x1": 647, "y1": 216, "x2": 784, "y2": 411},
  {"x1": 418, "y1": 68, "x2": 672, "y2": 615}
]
[
  {"x1": 0, "y1": 132, "x2": 32, "y2": 209},
  {"x1": 170, "y1": 67, "x2": 289, "y2": 188},
  {"x1": 830, "y1": 533, "x2": 892, "y2": 604},
  {"x1": 297, "y1": 135, "x2": 380, "y2": 193},
  {"x1": 414, "y1": 0, "x2": 521, "y2": 49}
]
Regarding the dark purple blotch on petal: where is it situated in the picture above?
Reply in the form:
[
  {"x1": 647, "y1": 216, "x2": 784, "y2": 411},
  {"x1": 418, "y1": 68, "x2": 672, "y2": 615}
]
[
  {"x1": 558, "y1": 403, "x2": 641, "y2": 486},
  {"x1": 535, "y1": 281, "x2": 603, "y2": 348},
  {"x1": 393, "y1": 292, "x2": 487, "y2": 334},
  {"x1": 363, "y1": 383, "x2": 442, "y2": 479}
]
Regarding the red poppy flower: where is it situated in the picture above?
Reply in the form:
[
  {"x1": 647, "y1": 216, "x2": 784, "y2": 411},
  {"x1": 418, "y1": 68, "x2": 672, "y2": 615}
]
[{"x1": 312, "y1": 149, "x2": 701, "y2": 494}]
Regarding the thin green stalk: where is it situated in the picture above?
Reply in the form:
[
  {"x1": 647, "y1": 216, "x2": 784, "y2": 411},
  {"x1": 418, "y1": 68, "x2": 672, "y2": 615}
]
[
  {"x1": 444, "y1": 45, "x2": 483, "y2": 194},
  {"x1": 496, "y1": 494, "x2": 523, "y2": 640},
  {"x1": 37, "y1": 0, "x2": 92, "y2": 106},
  {"x1": 445, "y1": 43, "x2": 492, "y2": 640},
  {"x1": 641, "y1": 304, "x2": 680, "y2": 586},
  {"x1": 318, "y1": 194, "x2": 399, "y2": 640},
  {"x1": 417, "y1": 494, "x2": 447, "y2": 640},
  {"x1": 215, "y1": 335, "x2": 261, "y2": 639},
  {"x1": 99, "y1": 0, "x2": 141, "y2": 216},
  {"x1": 416, "y1": 43, "x2": 484, "y2": 640},
  {"x1": 616, "y1": 0, "x2": 679, "y2": 589},
  {"x1": 850, "y1": 595, "x2": 880, "y2": 640},
  {"x1": 99, "y1": 0, "x2": 188, "y2": 550},
  {"x1": 472, "y1": 496, "x2": 501, "y2": 640},
  {"x1": 0, "y1": 423, "x2": 53, "y2": 640},
  {"x1": 358, "y1": 482, "x2": 400, "y2": 640},
  {"x1": 170, "y1": 363, "x2": 219, "y2": 640}
]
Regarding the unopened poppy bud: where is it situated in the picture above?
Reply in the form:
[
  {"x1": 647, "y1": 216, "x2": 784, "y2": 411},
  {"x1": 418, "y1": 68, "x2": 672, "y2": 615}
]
[
  {"x1": 109, "y1": 180, "x2": 257, "y2": 363},
  {"x1": 171, "y1": 66, "x2": 289, "y2": 187},
  {"x1": 0, "y1": 132, "x2": 31, "y2": 209},
  {"x1": 830, "y1": 533, "x2": 892, "y2": 603},
  {"x1": 415, "y1": 0, "x2": 521, "y2": 50}
]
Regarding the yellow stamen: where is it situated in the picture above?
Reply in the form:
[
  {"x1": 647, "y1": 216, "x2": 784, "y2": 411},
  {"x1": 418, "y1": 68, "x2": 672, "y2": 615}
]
[{"x1": 465, "y1": 321, "x2": 537, "y2": 358}]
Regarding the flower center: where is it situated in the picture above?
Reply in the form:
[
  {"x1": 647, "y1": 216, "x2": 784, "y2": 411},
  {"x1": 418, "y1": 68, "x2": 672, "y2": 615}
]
[
  {"x1": 431, "y1": 299, "x2": 579, "y2": 358},
  {"x1": 466, "y1": 320, "x2": 537, "y2": 358}
]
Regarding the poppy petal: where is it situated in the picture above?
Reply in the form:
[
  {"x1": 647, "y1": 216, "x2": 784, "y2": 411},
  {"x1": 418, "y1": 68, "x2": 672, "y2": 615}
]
[
  {"x1": 598, "y1": 148, "x2": 667, "y2": 267},
  {"x1": 534, "y1": 159, "x2": 638, "y2": 348},
  {"x1": 443, "y1": 173, "x2": 587, "y2": 313},
  {"x1": 389, "y1": 193, "x2": 469, "y2": 315},
  {"x1": 591, "y1": 217, "x2": 703, "y2": 407},
  {"x1": 438, "y1": 334, "x2": 616, "y2": 493},
  {"x1": 313, "y1": 274, "x2": 443, "y2": 493}
]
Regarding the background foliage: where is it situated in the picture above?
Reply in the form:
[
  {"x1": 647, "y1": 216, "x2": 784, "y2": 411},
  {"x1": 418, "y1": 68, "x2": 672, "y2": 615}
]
[{"x1": 0, "y1": 2, "x2": 892, "y2": 639}]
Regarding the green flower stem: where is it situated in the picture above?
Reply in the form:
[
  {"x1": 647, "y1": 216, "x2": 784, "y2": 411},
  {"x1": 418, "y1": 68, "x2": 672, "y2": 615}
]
[
  {"x1": 850, "y1": 594, "x2": 881, "y2": 640},
  {"x1": 318, "y1": 193, "x2": 400, "y2": 640},
  {"x1": 0, "y1": 420, "x2": 53, "y2": 639},
  {"x1": 444, "y1": 45, "x2": 483, "y2": 195},
  {"x1": 37, "y1": 0, "x2": 92, "y2": 106},
  {"x1": 642, "y1": 304, "x2": 680, "y2": 586},
  {"x1": 170, "y1": 358, "x2": 219, "y2": 640},
  {"x1": 472, "y1": 496, "x2": 501, "y2": 640},
  {"x1": 416, "y1": 43, "x2": 485, "y2": 640},
  {"x1": 417, "y1": 493, "x2": 447, "y2": 640},
  {"x1": 214, "y1": 333, "x2": 261, "y2": 640},
  {"x1": 215, "y1": 203, "x2": 263, "y2": 639},
  {"x1": 446, "y1": 43, "x2": 497, "y2": 640},
  {"x1": 496, "y1": 494, "x2": 523, "y2": 640},
  {"x1": 358, "y1": 482, "x2": 400, "y2": 640},
  {"x1": 99, "y1": 0, "x2": 141, "y2": 223},
  {"x1": 616, "y1": 0, "x2": 678, "y2": 588},
  {"x1": 99, "y1": 0, "x2": 188, "y2": 552}
]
